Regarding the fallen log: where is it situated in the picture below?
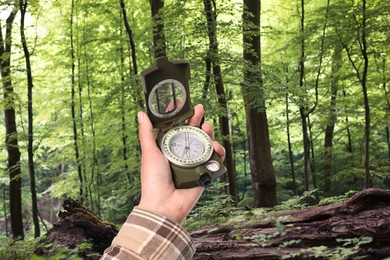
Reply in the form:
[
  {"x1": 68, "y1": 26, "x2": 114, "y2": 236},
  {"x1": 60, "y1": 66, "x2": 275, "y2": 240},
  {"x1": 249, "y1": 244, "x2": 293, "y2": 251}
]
[
  {"x1": 191, "y1": 188, "x2": 390, "y2": 259},
  {"x1": 34, "y1": 199, "x2": 118, "y2": 259}
]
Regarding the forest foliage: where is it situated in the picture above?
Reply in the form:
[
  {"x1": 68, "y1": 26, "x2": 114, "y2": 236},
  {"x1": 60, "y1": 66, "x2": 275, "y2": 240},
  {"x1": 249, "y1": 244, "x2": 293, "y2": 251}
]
[{"x1": 0, "y1": 0, "x2": 389, "y2": 248}]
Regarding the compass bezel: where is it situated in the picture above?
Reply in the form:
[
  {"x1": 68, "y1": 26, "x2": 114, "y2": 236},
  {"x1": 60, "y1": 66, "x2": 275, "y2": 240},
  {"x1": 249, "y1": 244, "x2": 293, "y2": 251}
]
[{"x1": 159, "y1": 125, "x2": 214, "y2": 168}]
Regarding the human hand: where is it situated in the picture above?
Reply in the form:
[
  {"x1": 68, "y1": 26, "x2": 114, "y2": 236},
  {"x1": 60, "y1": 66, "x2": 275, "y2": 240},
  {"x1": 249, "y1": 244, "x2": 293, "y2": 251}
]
[{"x1": 137, "y1": 104, "x2": 225, "y2": 224}]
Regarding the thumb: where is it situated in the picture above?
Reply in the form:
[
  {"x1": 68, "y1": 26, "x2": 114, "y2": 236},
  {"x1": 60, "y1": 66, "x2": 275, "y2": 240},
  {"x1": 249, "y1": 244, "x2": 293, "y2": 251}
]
[{"x1": 138, "y1": 112, "x2": 157, "y2": 151}]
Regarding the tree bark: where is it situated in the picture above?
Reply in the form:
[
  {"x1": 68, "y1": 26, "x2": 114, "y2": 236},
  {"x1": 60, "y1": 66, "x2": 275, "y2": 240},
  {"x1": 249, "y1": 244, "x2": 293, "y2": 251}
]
[
  {"x1": 203, "y1": 0, "x2": 238, "y2": 205},
  {"x1": 192, "y1": 188, "x2": 390, "y2": 259},
  {"x1": 19, "y1": 0, "x2": 40, "y2": 238},
  {"x1": 0, "y1": 6, "x2": 24, "y2": 240},
  {"x1": 242, "y1": 0, "x2": 277, "y2": 207}
]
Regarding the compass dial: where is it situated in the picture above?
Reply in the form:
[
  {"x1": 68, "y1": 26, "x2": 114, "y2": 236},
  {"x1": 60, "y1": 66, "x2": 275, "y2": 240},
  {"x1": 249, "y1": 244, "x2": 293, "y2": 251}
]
[{"x1": 160, "y1": 125, "x2": 213, "y2": 168}]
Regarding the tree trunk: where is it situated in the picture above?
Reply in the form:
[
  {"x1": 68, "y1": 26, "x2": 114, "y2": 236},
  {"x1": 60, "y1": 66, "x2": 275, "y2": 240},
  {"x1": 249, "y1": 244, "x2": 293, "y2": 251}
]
[
  {"x1": 119, "y1": 0, "x2": 143, "y2": 190},
  {"x1": 149, "y1": 0, "x2": 166, "y2": 58},
  {"x1": 298, "y1": 0, "x2": 310, "y2": 191},
  {"x1": 0, "y1": 7, "x2": 24, "y2": 240},
  {"x1": 285, "y1": 91, "x2": 297, "y2": 195},
  {"x1": 70, "y1": 0, "x2": 84, "y2": 203},
  {"x1": 323, "y1": 43, "x2": 342, "y2": 195},
  {"x1": 19, "y1": 0, "x2": 40, "y2": 238},
  {"x1": 203, "y1": 0, "x2": 238, "y2": 205},
  {"x1": 76, "y1": 24, "x2": 89, "y2": 208},
  {"x1": 2, "y1": 186, "x2": 9, "y2": 237},
  {"x1": 376, "y1": 56, "x2": 389, "y2": 164},
  {"x1": 35, "y1": 199, "x2": 118, "y2": 259},
  {"x1": 119, "y1": 18, "x2": 131, "y2": 185},
  {"x1": 192, "y1": 188, "x2": 390, "y2": 259},
  {"x1": 341, "y1": 0, "x2": 371, "y2": 188},
  {"x1": 300, "y1": 110, "x2": 310, "y2": 191},
  {"x1": 242, "y1": 0, "x2": 277, "y2": 207},
  {"x1": 307, "y1": 116, "x2": 318, "y2": 197},
  {"x1": 120, "y1": 0, "x2": 143, "y2": 110},
  {"x1": 120, "y1": 0, "x2": 139, "y2": 78},
  {"x1": 361, "y1": 0, "x2": 371, "y2": 188},
  {"x1": 202, "y1": 58, "x2": 212, "y2": 101},
  {"x1": 342, "y1": 87, "x2": 354, "y2": 156},
  {"x1": 82, "y1": 16, "x2": 100, "y2": 213}
]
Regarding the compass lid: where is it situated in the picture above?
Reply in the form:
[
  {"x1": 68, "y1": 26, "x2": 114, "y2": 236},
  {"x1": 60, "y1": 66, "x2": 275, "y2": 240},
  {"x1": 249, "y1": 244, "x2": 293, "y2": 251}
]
[{"x1": 140, "y1": 57, "x2": 194, "y2": 129}]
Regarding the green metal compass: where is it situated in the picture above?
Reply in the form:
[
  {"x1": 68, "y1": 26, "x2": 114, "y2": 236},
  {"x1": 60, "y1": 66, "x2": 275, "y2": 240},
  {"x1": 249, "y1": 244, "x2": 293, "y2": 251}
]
[{"x1": 140, "y1": 57, "x2": 226, "y2": 188}]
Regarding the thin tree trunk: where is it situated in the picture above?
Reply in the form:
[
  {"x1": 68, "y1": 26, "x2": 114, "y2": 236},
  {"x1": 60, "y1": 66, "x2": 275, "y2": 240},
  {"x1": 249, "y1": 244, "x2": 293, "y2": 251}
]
[
  {"x1": 375, "y1": 56, "x2": 389, "y2": 163},
  {"x1": 76, "y1": 27, "x2": 90, "y2": 208},
  {"x1": 119, "y1": 0, "x2": 143, "y2": 189},
  {"x1": 286, "y1": 91, "x2": 297, "y2": 195},
  {"x1": 120, "y1": 0, "x2": 139, "y2": 79},
  {"x1": 203, "y1": 0, "x2": 238, "y2": 205},
  {"x1": 3, "y1": 185, "x2": 9, "y2": 237},
  {"x1": 323, "y1": 43, "x2": 342, "y2": 195},
  {"x1": 298, "y1": 0, "x2": 310, "y2": 191},
  {"x1": 243, "y1": 0, "x2": 277, "y2": 207},
  {"x1": 82, "y1": 16, "x2": 99, "y2": 213},
  {"x1": 70, "y1": 0, "x2": 83, "y2": 202},
  {"x1": 118, "y1": 16, "x2": 131, "y2": 184},
  {"x1": 202, "y1": 58, "x2": 212, "y2": 102},
  {"x1": 120, "y1": 0, "x2": 143, "y2": 110},
  {"x1": 0, "y1": 7, "x2": 24, "y2": 240},
  {"x1": 19, "y1": 0, "x2": 40, "y2": 238},
  {"x1": 307, "y1": 116, "x2": 318, "y2": 199},
  {"x1": 299, "y1": 0, "x2": 326, "y2": 191},
  {"x1": 341, "y1": 0, "x2": 371, "y2": 188},
  {"x1": 342, "y1": 87, "x2": 354, "y2": 156},
  {"x1": 361, "y1": 0, "x2": 370, "y2": 188},
  {"x1": 300, "y1": 112, "x2": 310, "y2": 191},
  {"x1": 149, "y1": 0, "x2": 166, "y2": 58}
]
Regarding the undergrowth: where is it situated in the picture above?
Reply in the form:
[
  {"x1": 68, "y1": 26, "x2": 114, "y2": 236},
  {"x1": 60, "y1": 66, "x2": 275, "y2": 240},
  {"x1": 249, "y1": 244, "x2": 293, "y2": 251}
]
[
  {"x1": 0, "y1": 237, "x2": 38, "y2": 259},
  {"x1": 184, "y1": 183, "x2": 240, "y2": 231}
]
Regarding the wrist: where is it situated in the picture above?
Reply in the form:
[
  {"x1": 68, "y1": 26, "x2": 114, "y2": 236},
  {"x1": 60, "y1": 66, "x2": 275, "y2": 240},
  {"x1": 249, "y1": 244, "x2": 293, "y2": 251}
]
[{"x1": 138, "y1": 202, "x2": 186, "y2": 224}]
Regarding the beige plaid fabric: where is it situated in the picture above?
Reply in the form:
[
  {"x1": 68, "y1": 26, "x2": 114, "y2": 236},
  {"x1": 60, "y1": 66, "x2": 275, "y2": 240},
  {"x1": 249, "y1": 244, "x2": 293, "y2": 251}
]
[{"x1": 101, "y1": 207, "x2": 195, "y2": 260}]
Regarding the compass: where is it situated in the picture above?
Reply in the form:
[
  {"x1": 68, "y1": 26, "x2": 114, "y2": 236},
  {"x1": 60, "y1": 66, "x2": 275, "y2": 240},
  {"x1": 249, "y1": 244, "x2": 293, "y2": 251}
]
[{"x1": 140, "y1": 57, "x2": 226, "y2": 188}]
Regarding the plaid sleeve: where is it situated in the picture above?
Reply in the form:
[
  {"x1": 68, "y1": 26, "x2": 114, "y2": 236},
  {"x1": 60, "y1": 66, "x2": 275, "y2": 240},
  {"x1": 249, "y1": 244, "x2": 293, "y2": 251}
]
[{"x1": 101, "y1": 207, "x2": 196, "y2": 260}]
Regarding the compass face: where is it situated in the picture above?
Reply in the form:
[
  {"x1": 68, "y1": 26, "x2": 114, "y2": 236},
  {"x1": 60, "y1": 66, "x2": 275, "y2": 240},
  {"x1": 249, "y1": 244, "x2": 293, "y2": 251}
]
[{"x1": 160, "y1": 125, "x2": 213, "y2": 168}]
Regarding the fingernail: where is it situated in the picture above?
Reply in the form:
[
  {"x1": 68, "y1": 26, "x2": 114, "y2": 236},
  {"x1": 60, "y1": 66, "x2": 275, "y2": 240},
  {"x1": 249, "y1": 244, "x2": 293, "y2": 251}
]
[{"x1": 137, "y1": 112, "x2": 144, "y2": 125}]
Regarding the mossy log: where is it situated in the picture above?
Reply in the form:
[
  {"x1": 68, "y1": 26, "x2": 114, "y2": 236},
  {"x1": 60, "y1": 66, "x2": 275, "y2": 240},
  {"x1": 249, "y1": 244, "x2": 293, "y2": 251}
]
[
  {"x1": 35, "y1": 199, "x2": 118, "y2": 259},
  {"x1": 191, "y1": 188, "x2": 390, "y2": 259}
]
